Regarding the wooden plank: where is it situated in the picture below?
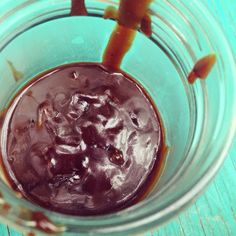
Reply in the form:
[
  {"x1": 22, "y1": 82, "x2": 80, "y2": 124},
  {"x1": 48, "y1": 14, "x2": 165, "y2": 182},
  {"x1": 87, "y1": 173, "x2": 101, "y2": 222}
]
[
  {"x1": 0, "y1": 224, "x2": 10, "y2": 236},
  {"x1": 148, "y1": 150, "x2": 236, "y2": 236},
  {"x1": 8, "y1": 227, "x2": 23, "y2": 236}
]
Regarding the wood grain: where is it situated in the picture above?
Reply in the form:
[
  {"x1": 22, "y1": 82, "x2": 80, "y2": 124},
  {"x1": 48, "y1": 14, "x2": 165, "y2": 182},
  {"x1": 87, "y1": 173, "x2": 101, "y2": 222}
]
[{"x1": 149, "y1": 139, "x2": 236, "y2": 236}]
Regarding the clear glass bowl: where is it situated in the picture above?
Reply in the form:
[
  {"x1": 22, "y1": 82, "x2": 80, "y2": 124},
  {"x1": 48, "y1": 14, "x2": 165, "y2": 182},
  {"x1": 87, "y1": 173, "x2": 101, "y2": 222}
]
[{"x1": 0, "y1": 0, "x2": 235, "y2": 235}]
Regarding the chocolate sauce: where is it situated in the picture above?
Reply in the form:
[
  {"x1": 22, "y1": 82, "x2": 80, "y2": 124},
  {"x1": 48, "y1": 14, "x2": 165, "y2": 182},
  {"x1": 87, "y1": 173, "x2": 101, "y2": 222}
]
[
  {"x1": 140, "y1": 14, "x2": 152, "y2": 37},
  {"x1": 7, "y1": 61, "x2": 23, "y2": 82},
  {"x1": 188, "y1": 54, "x2": 216, "y2": 84},
  {"x1": 32, "y1": 212, "x2": 60, "y2": 234},
  {"x1": 103, "y1": 25, "x2": 136, "y2": 70},
  {"x1": 2, "y1": 203, "x2": 11, "y2": 211},
  {"x1": 104, "y1": 6, "x2": 118, "y2": 20},
  {"x1": 103, "y1": 0, "x2": 152, "y2": 70},
  {"x1": 0, "y1": 110, "x2": 6, "y2": 129},
  {"x1": 70, "y1": 0, "x2": 88, "y2": 16},
  {"x1": 2, "y1": 63, "x2": 164, "y2": 215},
  {"x1": 28, "y1": 232, "x2": 35, "y2": 236},
  {"x1": 103, "y1": 6, "x2": 152, "y2": 37},
  {"x1": 0, "y1": 192, "x2": 11, "y2": 213}
]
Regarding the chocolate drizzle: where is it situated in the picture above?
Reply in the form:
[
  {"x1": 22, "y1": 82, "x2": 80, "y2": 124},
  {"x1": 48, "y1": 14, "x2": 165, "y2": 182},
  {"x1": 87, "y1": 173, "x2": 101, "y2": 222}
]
[
  {"x1": 70, "y1": 0, "x2": 88, "y2": 16},
  {"x1": 103, "y1": 0, "x2": 152, "y2": 70},
  {"x1": 188, "y1": 54, "x2": 216, "y2": 84}
]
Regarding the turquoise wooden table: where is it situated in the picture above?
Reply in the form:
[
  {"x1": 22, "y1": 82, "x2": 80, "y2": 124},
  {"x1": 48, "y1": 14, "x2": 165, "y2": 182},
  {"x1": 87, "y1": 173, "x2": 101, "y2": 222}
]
[{"x1": 1, "y1": 0, "x2": 236, "y2": 235}]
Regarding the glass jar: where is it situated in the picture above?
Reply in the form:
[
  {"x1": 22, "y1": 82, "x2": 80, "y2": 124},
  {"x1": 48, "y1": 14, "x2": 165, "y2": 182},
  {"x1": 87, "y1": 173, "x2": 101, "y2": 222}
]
[{"x1": 0, "y1": 0, "x2": 235, "y2": 235}]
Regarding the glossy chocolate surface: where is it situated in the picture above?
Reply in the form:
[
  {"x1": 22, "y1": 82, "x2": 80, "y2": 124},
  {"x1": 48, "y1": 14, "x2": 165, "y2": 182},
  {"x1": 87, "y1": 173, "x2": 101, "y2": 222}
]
[{"x1": 3, "y1": 63, "x2": 164, "y2": 215}]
